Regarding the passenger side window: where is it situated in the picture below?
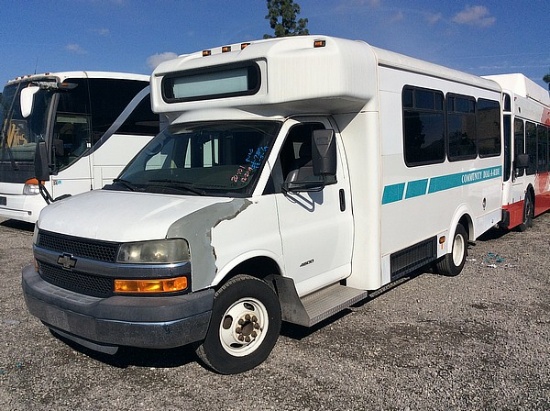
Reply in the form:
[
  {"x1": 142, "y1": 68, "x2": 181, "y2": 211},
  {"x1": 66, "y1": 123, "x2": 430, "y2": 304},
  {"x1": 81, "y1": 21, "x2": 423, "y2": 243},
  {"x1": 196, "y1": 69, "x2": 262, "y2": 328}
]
[
  {"x1": 526, "y1": 122, "x2": 537, "y2": 175},
  {"x1": 403, "y1": 87, "x2": 445, "y2": 166},
  {"x1": 514, "y1": 119, "x2": 525, "y2": 177},
  {"x1": 537, "y1": 125, "x2": 549, "y2": 172},
  {"x1": 447, "y1": 94, "x2": 476, "y2": 160},
  {"x1": 477, "y1": 98, "x2": 501, "y2": 157}
]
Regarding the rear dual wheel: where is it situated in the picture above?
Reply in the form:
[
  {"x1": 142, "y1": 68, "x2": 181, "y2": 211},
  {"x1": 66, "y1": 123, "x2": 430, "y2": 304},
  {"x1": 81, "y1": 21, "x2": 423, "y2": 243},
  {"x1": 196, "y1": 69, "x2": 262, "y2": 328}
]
[
  {"x1": 436, "y1": 223, "x2": 468, "y2": 277},
  {"x1": 196, "y1": 274, "x2": 281, "y2": 374}
]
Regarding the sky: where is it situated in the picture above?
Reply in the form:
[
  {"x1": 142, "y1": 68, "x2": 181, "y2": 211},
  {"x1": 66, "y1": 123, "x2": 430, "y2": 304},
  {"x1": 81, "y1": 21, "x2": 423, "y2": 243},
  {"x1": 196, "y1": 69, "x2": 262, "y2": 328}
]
[{"x1": 1, "y1": 0, "x2": 549, "y2": 90}]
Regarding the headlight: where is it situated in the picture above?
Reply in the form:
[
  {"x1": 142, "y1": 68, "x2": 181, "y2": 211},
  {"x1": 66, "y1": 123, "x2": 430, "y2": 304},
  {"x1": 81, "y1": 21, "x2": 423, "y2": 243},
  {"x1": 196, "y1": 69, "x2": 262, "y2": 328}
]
[
  {"x1": 23, "y1": 179, "x2": 41, "y2": 195},
  {"x1": 117, "y1": 239, "x2": 190, "y2": 264}
]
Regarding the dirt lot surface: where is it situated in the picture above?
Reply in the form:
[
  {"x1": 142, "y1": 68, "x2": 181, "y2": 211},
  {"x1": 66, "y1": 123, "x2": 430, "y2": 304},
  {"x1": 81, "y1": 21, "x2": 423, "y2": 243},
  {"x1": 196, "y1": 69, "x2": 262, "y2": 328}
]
[{"x1": 1, "y1": 214, "x2": 549, "y2": 411}]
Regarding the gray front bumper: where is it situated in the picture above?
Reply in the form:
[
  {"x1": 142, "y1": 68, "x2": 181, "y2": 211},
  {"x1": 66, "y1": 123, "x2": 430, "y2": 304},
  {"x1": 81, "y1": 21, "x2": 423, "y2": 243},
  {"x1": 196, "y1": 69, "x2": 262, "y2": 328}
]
[{"x1": 22, "y1": 264, "x2": 214, "y2": 353}]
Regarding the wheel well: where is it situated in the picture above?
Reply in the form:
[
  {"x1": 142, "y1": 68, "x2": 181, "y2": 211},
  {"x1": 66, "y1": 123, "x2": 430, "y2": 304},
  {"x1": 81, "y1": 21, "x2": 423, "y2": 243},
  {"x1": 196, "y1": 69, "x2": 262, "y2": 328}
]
[
  {"x1": 458, "y1": 215, "x2": 473, "y2": 241},
  {"x1": 220, "y1": 257, "x2": 282, "y2": 288},
  {"x1": 526, "y1": 185, "x2": 535, "y2": 207}
]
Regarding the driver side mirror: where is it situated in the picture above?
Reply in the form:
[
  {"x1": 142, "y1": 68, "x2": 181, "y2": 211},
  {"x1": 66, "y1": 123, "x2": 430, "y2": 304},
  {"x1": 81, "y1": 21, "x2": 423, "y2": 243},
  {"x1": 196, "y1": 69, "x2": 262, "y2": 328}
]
[
  {"x1": 34, "y1": 141, "x2": 50, "y2": 181},
  {"x1": 20, "y1": 86, "x2": 40, "y2": 118},
  {"x1": 312, "y1": 129, "x2": 337, "y2": 176}
]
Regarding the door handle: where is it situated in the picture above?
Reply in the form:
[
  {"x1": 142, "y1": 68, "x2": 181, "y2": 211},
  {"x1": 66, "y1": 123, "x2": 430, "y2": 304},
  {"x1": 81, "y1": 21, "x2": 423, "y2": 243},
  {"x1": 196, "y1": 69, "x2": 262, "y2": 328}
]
[{"x1": 339, "y1": 189, "x2": 346, "y2": 212}]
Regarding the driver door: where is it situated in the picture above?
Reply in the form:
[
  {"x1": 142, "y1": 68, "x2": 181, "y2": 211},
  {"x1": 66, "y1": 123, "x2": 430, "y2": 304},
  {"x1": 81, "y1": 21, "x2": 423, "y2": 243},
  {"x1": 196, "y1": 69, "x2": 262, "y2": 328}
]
[{"x1": 273, "y1": 118, "x2": 353, "y2": 297}]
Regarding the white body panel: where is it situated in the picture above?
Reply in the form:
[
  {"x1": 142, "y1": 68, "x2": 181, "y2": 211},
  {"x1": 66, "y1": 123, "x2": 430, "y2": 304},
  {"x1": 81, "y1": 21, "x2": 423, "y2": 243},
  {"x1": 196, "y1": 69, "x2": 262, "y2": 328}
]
[{"x1": 39, "y1": 190, "x2": 233, "y2": 242}]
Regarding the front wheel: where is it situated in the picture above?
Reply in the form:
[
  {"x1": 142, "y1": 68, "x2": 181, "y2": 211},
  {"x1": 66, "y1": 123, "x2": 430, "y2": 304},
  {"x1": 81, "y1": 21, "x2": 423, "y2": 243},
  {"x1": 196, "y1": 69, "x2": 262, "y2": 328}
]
[
  {"x1": 196, "y1": 274, "x2": 282, "y2": 374},
  {"x1": 436, "y1": 223, "x2": 468, "y2": 277}
]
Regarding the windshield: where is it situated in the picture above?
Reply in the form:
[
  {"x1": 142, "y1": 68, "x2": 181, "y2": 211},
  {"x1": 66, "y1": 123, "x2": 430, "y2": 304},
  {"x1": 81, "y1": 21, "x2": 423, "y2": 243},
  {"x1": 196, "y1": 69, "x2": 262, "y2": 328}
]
[
  {"x1": 0, "y1": 82, "x2": 54, "y2": 181},
  {"x1": 113, "y1": 121, "x2": 281, "y2": 197}
]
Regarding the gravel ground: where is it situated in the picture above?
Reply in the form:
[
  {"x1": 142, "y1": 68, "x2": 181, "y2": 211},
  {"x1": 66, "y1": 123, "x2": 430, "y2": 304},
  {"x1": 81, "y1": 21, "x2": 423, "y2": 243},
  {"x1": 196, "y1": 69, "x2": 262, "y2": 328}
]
[{"x1": 0, "y1": 214, "x2": 549, "y2": 411}]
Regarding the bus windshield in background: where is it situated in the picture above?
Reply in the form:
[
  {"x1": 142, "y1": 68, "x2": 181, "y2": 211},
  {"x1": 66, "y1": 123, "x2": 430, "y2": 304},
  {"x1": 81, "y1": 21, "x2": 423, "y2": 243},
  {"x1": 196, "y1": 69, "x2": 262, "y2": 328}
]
[
  {"x1": 115, "y1": 120, "x2": 280, "y2": 197},
  {"x1": 162, "y1": 63, "x2": 260, "y2": 102},
  {"x1": 0, "y1": 82, "x2": 54, "y2": 164}
]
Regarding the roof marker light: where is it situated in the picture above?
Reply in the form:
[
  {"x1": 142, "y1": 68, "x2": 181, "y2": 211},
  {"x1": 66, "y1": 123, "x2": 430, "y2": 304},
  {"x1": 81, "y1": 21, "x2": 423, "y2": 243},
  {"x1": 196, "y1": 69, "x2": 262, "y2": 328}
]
[
  {"x1": 222, "y1": 46, "x2": 232, "y2": 53},
  {"x1": 202, "y1": 49, "x2": 212, "y2": 57},
  {"x1": 241, "y1": 43, "x2": 250, "y2": 50},
  {"x1": 313, "y1": 39, "x2": 326, "y2": 48}
]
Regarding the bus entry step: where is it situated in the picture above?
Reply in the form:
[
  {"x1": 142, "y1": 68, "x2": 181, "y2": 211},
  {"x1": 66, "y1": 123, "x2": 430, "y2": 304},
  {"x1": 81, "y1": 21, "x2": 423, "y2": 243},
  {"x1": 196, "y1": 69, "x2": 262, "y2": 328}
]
[{"x1": 300, "y1": 284, "x2": 368, "y2": 327}]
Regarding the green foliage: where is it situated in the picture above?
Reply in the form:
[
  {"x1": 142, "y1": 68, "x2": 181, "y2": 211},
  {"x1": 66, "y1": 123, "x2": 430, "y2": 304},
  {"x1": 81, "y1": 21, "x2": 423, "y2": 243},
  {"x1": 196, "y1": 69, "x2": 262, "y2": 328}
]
[
  {"x1": 543, "y1": 72, "x2": 550, "y2": 90},
  {"x1": 264, "y1": 0, "x2": 309, "y2": 38}
]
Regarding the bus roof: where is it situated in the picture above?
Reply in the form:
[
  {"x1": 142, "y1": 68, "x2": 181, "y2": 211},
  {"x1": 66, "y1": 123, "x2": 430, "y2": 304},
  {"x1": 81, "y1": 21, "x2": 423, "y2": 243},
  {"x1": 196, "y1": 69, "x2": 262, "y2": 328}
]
[
  {"x1": 6, "y1": 71, "x2": 150, "y2": 86},
  {"x1": 483, "y1": 73, "x2": 550, "y2": 106},
  {"x1": 152, "y1": 35, "x2": 501, "y2": 119},
  {"x1": 152, "y1": 36, "x2": 379, "y2": 117},
  {"x1": 372, "y1": 45, "x2": 501, "y2": 92}
]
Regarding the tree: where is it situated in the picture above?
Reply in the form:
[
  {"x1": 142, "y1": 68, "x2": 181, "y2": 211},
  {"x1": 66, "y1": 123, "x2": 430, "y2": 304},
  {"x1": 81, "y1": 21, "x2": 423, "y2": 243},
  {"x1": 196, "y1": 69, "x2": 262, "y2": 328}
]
[
  {"x1": 543, "y1": 72, "x2": 550, "y2": 91},
  {"x1": 264, "y1": 0, "x2": 309, "y2": 38}
]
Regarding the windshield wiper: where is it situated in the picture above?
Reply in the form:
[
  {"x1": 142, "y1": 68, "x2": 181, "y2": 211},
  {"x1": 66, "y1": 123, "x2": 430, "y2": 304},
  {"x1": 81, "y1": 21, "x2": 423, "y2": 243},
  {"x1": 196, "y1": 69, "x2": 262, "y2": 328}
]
[
  {"x1": 112, "y1": 178, "x2": 142, "y2": 192},
  {"x1": 148, "y1": 179, "x2": 206, "y2": 196}
]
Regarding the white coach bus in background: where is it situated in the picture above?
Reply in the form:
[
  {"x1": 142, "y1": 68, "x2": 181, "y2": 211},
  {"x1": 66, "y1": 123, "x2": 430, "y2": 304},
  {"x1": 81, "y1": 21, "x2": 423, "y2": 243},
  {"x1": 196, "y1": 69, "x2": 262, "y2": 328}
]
[
  {"x1": 484, "y1": 73, "x2": 550, "y2": 231},
  {"x1": 23, "y1": 36, "x2": 504, "y2": 374},
  {"x1": 0, "y1": 71, "x2": 161, "y2": 223}
]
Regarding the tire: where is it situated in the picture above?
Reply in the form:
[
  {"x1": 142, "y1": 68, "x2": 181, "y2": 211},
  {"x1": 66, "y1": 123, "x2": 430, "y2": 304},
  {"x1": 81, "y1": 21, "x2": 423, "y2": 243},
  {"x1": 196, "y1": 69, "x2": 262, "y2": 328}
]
[
  {"x1": 196, "y1": 274, "x2": 282, "y2": 374},
  {"x1": 517, "y1": 192, "x2": 534, "y2": 232},
  {"x1": 436, "y1": 223, "x2": 468, "y2": 277}
]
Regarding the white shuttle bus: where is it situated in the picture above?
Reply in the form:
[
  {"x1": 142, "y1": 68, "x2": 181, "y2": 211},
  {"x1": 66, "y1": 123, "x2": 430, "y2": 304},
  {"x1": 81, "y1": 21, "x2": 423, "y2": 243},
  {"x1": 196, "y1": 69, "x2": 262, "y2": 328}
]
[
  {"x1": 483, "y1": 74, "x2": 550, "y2": 231},
  {"x1": 0, "y1": 71, "x2": 160, "y2": 223},
  {"x1": 23, "y1": 36, "x2": 503, "y2": 374}
]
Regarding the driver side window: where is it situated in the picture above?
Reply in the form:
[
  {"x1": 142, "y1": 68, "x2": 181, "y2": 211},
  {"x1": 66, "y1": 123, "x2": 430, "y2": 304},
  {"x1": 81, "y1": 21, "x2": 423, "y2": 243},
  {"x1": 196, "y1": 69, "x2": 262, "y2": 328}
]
[{"x1": 266, "y1": 122, "x2": 325, "y2": 194}]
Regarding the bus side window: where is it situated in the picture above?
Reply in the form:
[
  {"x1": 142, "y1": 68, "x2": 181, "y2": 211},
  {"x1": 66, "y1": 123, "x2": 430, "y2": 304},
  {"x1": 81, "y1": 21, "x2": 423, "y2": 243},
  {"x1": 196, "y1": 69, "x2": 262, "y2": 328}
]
[
  {"x1": 526, "y1": 121, "x2": 537, "y2": 175},
  {"x1": 402, "y1": 86, "x2": 445, "y2": 166},
  {"x1": 447, "y1": 94, "x2": 476, "y2": 160},
  {"x1": 477, "y1": 98, "x2": 501, "y2": 158},
  {"x1": 537, "y1": 125, "x2": 548, "y2": 172},
  {"x1": 514, "y1": 119, "x2": 525, "y2": 177}
]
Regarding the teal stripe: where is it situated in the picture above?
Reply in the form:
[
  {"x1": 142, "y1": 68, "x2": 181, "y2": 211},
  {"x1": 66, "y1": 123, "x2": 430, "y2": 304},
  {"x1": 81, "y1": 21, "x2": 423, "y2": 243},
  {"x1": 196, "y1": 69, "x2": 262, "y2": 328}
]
[
  {"x1": 382, "y1": 166, "x2": 502, "y2": 205},
  {"x1": 382, "y1": 183, "x2": 405, "y2": 204},
  {"x1": 405, "y1": 179, "x2": 428, "y2": 199},
  {"x1": 428, "y1": 166, "x2": 501, "y2": 194}
]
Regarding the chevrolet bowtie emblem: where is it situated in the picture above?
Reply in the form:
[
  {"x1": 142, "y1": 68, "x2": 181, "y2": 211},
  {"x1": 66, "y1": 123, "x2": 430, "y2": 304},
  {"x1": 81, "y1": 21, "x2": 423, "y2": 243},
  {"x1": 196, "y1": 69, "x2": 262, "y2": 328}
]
[{"x1": 57, "y1": 253, "x2": 77, "y2": 270}]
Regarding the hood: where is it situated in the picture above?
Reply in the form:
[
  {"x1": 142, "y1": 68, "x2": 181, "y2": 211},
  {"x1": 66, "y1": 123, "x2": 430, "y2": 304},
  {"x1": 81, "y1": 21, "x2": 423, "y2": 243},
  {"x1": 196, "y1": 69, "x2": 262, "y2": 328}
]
[{"x1": 37, "y1": 190, "x2": 233, "y2": 242}]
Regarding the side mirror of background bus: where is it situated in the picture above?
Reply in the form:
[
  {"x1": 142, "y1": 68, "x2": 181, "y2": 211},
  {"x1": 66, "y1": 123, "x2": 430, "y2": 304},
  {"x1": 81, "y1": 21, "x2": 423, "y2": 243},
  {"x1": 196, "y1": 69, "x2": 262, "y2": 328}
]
[
  {"x1": 312, "y1": 129, "x2": 337, "y2": 177},
  {"x1": 35, "y1": 141, "x2": 50, "y2": 182},
  {"x1": 20, "y1": 86, "x2": 40, "y2": 118},
  {"x1": 515, "y1": 153, "x2": 529, "y2": 169}
]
